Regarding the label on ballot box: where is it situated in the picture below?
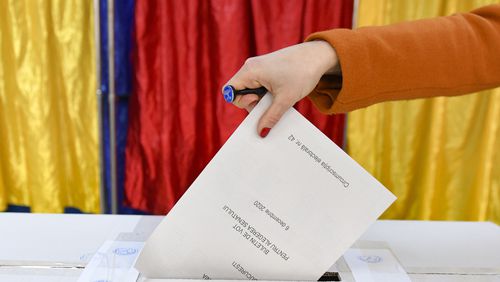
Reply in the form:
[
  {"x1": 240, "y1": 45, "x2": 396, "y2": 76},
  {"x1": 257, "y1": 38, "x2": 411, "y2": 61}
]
[
  {"x1": 135, "y1": 94, "x2": 396, "y2": 280},
  {"x1": 343, "y1": 248, "x2": 410, "y2": 281},
  {"x1": 78, "y1": 240, "x2": 144, "y2": 282}
]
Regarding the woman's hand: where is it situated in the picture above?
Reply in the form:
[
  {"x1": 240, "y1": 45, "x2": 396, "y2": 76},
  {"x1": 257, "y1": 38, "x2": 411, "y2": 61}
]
[{"x1": 223, "y1": 40, "x2": 339, "y2": 137}]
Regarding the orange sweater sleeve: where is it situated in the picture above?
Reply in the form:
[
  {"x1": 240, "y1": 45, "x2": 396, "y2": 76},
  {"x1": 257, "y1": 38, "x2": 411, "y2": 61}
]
[{"x1": 305, "y1": 4, "x2": 500, "y2": 114}]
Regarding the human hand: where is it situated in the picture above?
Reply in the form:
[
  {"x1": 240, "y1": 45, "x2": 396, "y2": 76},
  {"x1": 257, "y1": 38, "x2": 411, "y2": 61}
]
[{"x1": 223, "y1": 40, "x2": 339, "y2": 137}]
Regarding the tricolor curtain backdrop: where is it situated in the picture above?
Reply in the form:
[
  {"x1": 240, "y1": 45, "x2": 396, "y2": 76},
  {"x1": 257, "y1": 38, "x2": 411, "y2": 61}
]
[
  {"x1": 349, "y1": 0, "x2": 500, "y2": 223},
  {"x1": 125, "y1": 0, "x2": 353, "y2": 214},
  {"x1": 2, "y1": 0, "x2": 497, "y2": 221},
  {"x1": 0, "y1": 1, "x2": 99, "y2": 213}
]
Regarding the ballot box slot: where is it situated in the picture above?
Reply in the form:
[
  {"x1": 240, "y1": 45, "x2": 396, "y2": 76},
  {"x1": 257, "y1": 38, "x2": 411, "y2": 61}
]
[{"x1": 318, "y1": 271, "x2": 341, "y2": 281}]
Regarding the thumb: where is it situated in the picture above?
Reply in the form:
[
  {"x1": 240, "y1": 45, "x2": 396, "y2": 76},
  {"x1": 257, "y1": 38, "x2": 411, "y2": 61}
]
[{"x1": 257, "y1": 98, "x2": 292, "y2": 138}]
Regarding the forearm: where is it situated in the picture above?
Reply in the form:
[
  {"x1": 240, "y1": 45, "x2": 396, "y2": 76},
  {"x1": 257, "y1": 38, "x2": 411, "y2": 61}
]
[{"x1": 306, "y1": 4, "x2": 500, "y2": 113}]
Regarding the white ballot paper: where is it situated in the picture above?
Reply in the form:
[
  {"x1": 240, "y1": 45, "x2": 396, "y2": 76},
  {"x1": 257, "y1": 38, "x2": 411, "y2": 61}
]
[{"x1": 135, "y1": 94, "x2": 396, "y2": 280}]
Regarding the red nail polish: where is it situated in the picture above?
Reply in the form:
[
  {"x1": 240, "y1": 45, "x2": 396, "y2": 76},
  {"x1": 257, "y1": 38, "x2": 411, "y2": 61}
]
[{"x1": 260, "y1": 127, "x2": 271, "y2": 138}]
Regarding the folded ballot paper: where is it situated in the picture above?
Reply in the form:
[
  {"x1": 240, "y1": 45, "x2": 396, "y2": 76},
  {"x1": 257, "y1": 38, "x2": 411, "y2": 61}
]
[{"x1": 135, "y1": 94, "x2": 396, "y2": 280}]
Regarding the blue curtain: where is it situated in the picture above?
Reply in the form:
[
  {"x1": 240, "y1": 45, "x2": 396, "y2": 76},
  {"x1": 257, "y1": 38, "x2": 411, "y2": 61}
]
[{"x1": 99, "y1": 0, "x2": 145, "y2": 214}]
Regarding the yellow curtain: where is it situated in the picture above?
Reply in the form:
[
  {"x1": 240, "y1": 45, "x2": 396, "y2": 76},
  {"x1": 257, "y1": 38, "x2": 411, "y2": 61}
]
[
  {"x1": 0, "y1": 0, "x2": 100, "y2": 213},
  {"x1": 349, "y1": 0, "x2": 500, "y2": 223}
]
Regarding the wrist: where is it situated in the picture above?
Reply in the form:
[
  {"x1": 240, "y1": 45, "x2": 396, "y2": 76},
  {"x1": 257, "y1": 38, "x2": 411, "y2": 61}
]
[{"x1": 306, "y1": 40, "x2": 340, "y2": 76}]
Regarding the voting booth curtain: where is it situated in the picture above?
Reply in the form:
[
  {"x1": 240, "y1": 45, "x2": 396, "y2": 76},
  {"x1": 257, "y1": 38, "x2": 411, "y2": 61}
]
[
  {"x1": 1, "y1": 0, "x2": 498, "y2": 222},
  {"x1": 0, "y1": 1, "x2": 100, "y2": 213},
  {"x1": 124, "y1": 0, "x2": 353, "y2": 214},
  {"x1": 349, "y1": 0, "x2": 500, "y2": 223},
  {"x1": 98, "y1": 0, "x2": 140, "y2": 214}
]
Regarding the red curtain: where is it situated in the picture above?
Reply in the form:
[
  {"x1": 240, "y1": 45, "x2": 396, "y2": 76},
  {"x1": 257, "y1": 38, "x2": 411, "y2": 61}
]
[{"x1": 125, "y1": 0, "x2": 354, "y2": 214}]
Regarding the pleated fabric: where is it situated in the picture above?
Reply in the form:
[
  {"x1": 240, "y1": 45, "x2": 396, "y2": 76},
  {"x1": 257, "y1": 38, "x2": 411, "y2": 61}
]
[
  {"x1": 348, "y1": 0, "x2": 500, "y2": 223},
  {"x1": 0, "y1": 0, "x2": 99, "y2": 213},
  {"x1": 98, "y1": 0, "x2": 140, "y2": 213},
  {"x1": 125, "y1": 0, "x2": 353, "y2": 214}
]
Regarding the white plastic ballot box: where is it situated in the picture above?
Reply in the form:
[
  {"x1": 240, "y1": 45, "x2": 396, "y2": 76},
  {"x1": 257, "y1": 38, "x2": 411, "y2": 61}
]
[{"x1": 0, "y1": 213, "x2": 499, "y2": 281}]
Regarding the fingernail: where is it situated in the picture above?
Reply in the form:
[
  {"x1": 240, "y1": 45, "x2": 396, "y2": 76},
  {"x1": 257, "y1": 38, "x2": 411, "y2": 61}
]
[{"x1": 260, "y1": 127, "x2": 271, "y2": 138}]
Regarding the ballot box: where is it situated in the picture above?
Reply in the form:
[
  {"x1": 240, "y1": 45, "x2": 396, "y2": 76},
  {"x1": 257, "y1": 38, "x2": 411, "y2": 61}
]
[{"x1": 0, "y1": 213, "x2": 499, "y2": 281}]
